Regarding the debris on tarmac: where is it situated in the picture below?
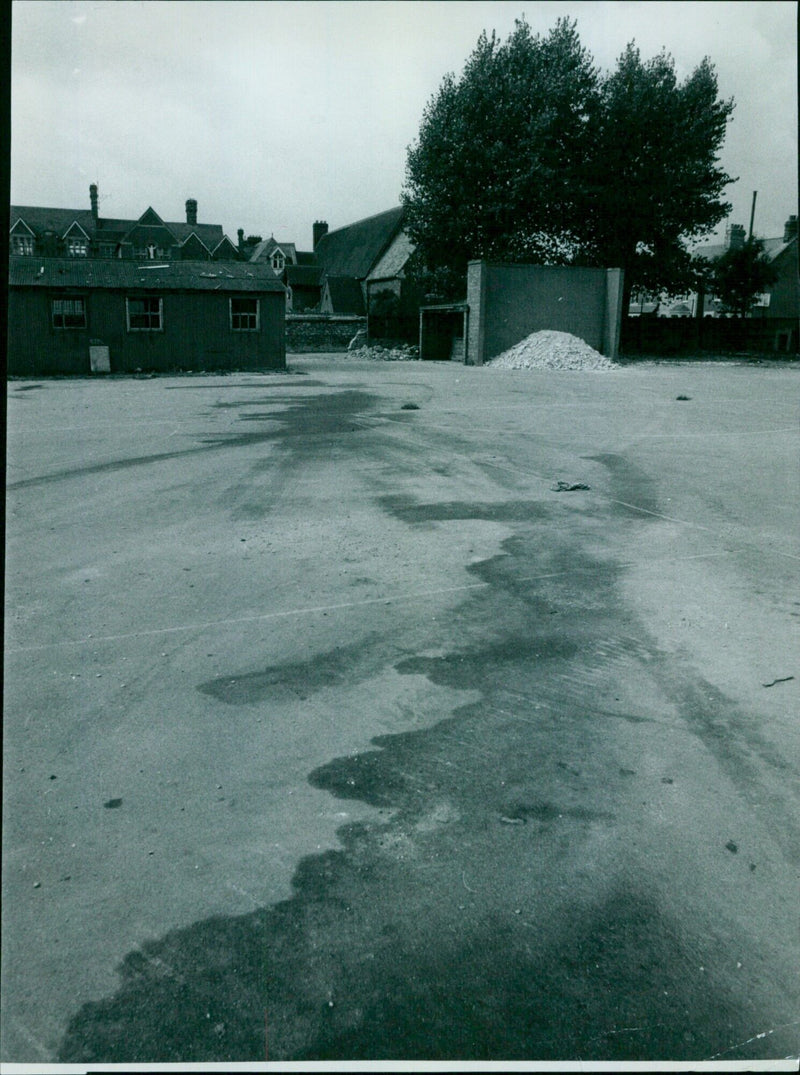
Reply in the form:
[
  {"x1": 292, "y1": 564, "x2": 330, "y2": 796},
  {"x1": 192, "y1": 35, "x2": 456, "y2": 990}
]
[
  {"x1": 346, "y1": 344, "x2": 419, "y2": 361},
  {"x1": 103, "y1": 798, "x2": 123, "y2": 809},
  {"x1": 676, "y1": 395, "x2": 692, "y2": 400},
  {"x1": 762, "y1": 675, "x2": 794, "y2": 687},
  {"x1": 551, "y1": 481, "x2": 591, "y2": 492},
  {"x1": 726, "y1": 841, "x2": 738, "y2": 854}
]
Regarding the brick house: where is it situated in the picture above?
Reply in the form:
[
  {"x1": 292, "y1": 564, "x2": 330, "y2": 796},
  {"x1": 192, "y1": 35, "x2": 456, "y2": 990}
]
[
  {"x1": 10, "y1": 186, "x2": 239, "y2": 262},
  {"x1": 693, "y1": 216, "x2": 799, "y2": 319},
  {"x1": 246, "y1": 236, "x2": 322, "y2": 312},
  {"x1": 311, "y1": 206, "x2": 412, "y2": 314},
  {"x1": 242, "y1": 208, "x2": 416, "y2": 322}
]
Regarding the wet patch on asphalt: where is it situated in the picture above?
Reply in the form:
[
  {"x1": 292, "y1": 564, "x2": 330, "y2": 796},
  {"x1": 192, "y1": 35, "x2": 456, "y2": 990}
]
[
  {"x1": 207, "y1": 391, "x2": 378, "y2": 445},
  {"x1": 56, "y1": 482, "x2": 795, "y2": 1063},
  {"x1": 8, "y1": 389, "x2": 380, "y2": 490},
  {"x1": 198, "y1": 643, "x2": 363, "y2": 705},
  {"x1": 380, "y1": 494, "x2": 550, "y2": 525},
  {"x1": 56, "y1": 823, "x2": 791, "y2": 1063}
]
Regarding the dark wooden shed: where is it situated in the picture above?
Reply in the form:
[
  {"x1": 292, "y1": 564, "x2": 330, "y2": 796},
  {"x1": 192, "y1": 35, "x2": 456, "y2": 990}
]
[{"x1": 7, "y1": 258, "x2": 287, "y2": 376}]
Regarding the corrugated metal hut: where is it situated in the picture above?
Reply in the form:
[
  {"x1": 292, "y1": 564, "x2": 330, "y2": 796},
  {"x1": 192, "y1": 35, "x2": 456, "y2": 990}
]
[{"x1": 7, "y1": 258, "x2": 286, "y2": 375}]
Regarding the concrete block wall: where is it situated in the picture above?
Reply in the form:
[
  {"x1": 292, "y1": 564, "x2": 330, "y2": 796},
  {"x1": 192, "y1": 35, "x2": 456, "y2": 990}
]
[{"x1": 465, "y1": 261, "x2": 624, "y2": 364}]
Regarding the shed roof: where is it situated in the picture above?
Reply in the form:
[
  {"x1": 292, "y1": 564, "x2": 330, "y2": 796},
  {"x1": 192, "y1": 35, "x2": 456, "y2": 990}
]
[
  {"x1": 9, "y1": 257, "x2": 286, "y2": 293},
  {"x1": 314, "y1": 206, "x2": 405, "y2": 279}
]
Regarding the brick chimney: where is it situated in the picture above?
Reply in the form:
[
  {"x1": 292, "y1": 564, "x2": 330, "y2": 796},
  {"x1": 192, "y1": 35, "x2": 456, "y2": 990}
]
[
  {"x1": 783, "y1": 215, "x2": 798, "y2": 243},
  {"x1": 185, "y1": 199, "x2": 198, "y2": 226},
  {"x1": 726, "y1": 223, "x2": 746, "y2": 250},
  {"x1": 313, "y1": 220, "x2": 328, "y2": 250},
  {"x1": 90, "y1": 183, "x2": 99, "y2": 222}
]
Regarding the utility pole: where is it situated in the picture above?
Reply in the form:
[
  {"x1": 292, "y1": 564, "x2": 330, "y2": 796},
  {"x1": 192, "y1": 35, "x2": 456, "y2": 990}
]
[{"x1": 748, "y1": 191, "x2": 758, "y2": 241}]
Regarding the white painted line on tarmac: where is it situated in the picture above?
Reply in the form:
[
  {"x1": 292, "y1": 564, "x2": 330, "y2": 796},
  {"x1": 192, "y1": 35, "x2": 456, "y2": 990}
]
[
  {"x1": 474, "y1": 454, "x2": 800, "y2": 557},
  {"x1": 4, "y1": 550, "x2": 733, "y2": 655}
]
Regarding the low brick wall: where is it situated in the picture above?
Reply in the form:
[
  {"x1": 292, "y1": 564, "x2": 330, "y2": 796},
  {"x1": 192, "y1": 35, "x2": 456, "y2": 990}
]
[{"x1": 286, "y1": 315, "x2": 366, "y2": 353}]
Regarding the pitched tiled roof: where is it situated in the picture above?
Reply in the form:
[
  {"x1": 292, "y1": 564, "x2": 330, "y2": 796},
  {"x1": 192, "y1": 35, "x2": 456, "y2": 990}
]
[
  {"x1": 168, "y1": 222, "x2": 225, "y2": 247},
  {"x1": 9, "y1": 257, "x2": 286, "y2": 292},
  {"x1": 249, "y1": 238, "x2": 297, "y2": 264},
  {"x1": 295, "y1": 251, "x2": 316, "y2": 265},
  {"x1": 11, "y1": 206, "x2": 227, "y2": 250},
  {"x1": 11, "y1": 207, "x2": 96, "y2": 236},
  {"x1": 323, "y1": 275, "x2": 365, "y2": 315},
  {"x1": 314, "y1": 206, "x2": 405, "y2": 279},
  {"x1": 693, "y1": 235, "x2": 795, "y2": 263},
  {"x1": 367, "y1": 230, "x2": 415, "y2": 281},
  {"x1": 760, "y1": 237, "x2": 795, "y2": 261},
  {"x1": 286, "y1": 265, "x2": 322, "y2": 286}
]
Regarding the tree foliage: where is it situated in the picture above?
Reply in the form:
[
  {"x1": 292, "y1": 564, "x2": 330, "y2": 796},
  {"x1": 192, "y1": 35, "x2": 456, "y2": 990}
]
[
  {"x1": 402, "y1": 19, "x2": 735, "y2": 302},
  {"x1": 586, "y1": 45, "x2": 735, "y2": 302},
  {"x1": 708, "y1": 240, "x2": 779, "y2": 317},
  {"x1": 403, "y1": 18, "x2": 597, "y2": 296}
]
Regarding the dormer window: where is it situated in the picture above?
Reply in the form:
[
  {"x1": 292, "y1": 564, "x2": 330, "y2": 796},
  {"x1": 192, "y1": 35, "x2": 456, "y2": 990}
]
[
  {"x1": 66, "y1": 237, "x2": 88, "y2": 257},
  {"x1": 12, "y1": 235, "x2": 34, "y2": 255},
  {"x1": 271, "y1": 250, "x2": 285, "y2": 273}
]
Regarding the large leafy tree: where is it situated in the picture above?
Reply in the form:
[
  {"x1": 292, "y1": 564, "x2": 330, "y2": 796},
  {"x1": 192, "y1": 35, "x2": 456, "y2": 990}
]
[
  {"x1": 402, "y1": 18, "x2": 599, "y2": 297},
  {"x1": 586, "y1": 45, "x2": 735, "y2": 306},
  {"x1": 402, "y1": 21, "x2": 735, "y2": 304}
]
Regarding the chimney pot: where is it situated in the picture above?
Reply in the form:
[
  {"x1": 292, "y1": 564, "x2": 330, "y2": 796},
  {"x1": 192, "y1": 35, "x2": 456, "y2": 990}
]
[
  {"x1": 313, "y1": 220, "x2": 328, "y2": 250},
  {"x1": 726, "y1": 223, "x2": 746, "y2": 250},
  {"x1": 90, "y1": 183, "x2": 99, "y2": 221},
  {"x1": 186, "y1": 198, "x2": 198, "y2": 226}
]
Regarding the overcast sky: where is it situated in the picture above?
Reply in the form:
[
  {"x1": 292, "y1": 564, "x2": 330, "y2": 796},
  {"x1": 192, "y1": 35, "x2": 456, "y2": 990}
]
[{"x1": 10, "y1": 0, "x2": 798, "y2": 251}]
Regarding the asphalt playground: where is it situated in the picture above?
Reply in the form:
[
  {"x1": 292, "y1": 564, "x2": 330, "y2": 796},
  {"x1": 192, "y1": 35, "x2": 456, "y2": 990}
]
[{"x1": 3, "y1": 354, "x2": 799, "y2": 1064}]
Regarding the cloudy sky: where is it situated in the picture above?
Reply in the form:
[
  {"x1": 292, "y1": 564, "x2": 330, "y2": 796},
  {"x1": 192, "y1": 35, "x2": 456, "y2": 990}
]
[{"x1": 10, "y1": 1, "x2": 797, "y2": 251}]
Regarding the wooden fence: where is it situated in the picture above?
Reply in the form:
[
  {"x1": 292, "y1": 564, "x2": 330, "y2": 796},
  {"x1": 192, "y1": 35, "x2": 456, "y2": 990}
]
[{"x1": 621, "y1": 316, "x2": 798, "y2": 356}]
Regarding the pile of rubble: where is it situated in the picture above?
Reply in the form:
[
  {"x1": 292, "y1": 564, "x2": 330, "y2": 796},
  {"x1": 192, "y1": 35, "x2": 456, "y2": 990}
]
[
  {"x1": 346, "y1": 344, "x2": 419, "y2": 362},
  {"x1": 487, "y1": 330, "x2": 618, "y2": 370}
]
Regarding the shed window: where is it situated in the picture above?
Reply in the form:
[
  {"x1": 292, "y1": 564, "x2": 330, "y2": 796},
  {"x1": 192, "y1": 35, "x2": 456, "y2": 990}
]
[
  {"x1": 127, "y1": 296, "x2": 163, "y2": 331},
  {"x1": 52, "y1": 297, "x2": 87, "y2": 329},
  {"x1": 230, "y1": 297, "x2": 259, "y2": 331}
]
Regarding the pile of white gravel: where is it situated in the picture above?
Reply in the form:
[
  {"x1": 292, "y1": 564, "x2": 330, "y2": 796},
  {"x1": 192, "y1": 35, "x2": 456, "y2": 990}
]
[{"x1": 487, "y1": 330, "x2": 618, "y2": 370}]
